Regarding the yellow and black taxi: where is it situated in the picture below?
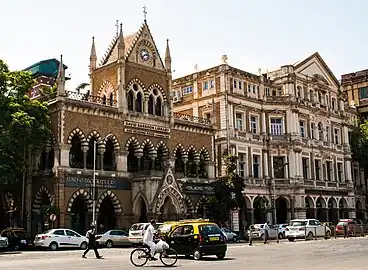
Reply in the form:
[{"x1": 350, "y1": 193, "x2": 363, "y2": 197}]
[
  {"x1": 162, "y1": 219, "x2": 227, "y2": 260},
  {"x1": 0, "y1": 228, "x2": 33, "y2": 251}
]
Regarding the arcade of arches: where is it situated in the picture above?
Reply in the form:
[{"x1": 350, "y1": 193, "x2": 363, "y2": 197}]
[{"x1": 240, "y1": 195, "x2": 355, "y2": 225}]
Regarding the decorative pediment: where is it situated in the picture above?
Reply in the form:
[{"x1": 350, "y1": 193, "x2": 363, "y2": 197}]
[{"x1": 294, "y1": 52, "x2": 339, "y2": 90}]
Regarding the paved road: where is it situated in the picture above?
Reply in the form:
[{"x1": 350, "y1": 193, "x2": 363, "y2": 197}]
[{"x1": 0, "y1": 238, "x2": 367, "y2": 269}]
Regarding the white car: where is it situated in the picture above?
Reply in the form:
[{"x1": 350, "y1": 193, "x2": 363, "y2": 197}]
[
  {"x1": 221, "y1": 228, "x2": 238, "y2": 242},
  {"x1": 247, "y1": 224, "x2": 280, "y2": 240},
  {"x1": 285, "y1": 219, "x2": 331, "y2": 242},
  {"x1": 128, "y1": 222, "x2": 163, "y2": 245},
  {"x1": 277, "y1": 224, "x2": 288, "y2": 239},
  {"x1": 96, "y1": 230, "x2": 130, "y2": 248},
  {"x1": 0, "y1": 236, "x2": 8, "y2": 250},
  {"x1": 34, "y1": 228, "x2": 88, "y2": 251}
]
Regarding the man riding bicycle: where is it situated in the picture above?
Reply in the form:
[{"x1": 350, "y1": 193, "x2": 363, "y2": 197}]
[{"x1": 143, "y1": 219, "x2": 158, "y2": 261}]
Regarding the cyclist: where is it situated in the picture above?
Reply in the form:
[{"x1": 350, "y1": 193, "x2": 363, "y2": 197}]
[{"x1": 143, "y1": 219, "x2": 157, "y2": 261}]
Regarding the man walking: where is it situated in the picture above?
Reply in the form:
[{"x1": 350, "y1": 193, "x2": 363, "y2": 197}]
[
  {"x1": 143, "y1": 220, "x2": 157, "y2": 261},
  {"x1": 82, "y1": 225, "x2": 103, "y2": 259},
  {"x1": 263, "y1": 221, "x2": 270, "y2": 244}
]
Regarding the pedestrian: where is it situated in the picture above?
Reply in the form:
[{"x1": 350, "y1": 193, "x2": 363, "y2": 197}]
[
  {"x1": 82, "y1": 225, "x2": 103, "y2": 259},
  {"x1": 263, "y1": 221, "x2": 270, "y2": 244}
]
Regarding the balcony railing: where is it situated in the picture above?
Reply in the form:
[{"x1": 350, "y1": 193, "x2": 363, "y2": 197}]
[
  {"x1": 173, "y1": 112, "x2": 211, "y2": 125},
  {"x1": 66, "y1": 91, "x2": 117, "y2": 107}
]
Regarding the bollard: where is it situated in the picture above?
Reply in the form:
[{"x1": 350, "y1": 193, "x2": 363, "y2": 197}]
[
  {"x1": 249, "y1": 229, "x2": 252, "y2": 246},
  {"x1": 353, "y1": 225, "x2": 356, "y2": 238},
  {"x1": 334, "y1": 225, "x2": 337, "y2": 239},
  {"x1": 304, "y1": 225, "x2": 307, "y2": 241},
  {"x1": 324, "y1": 224, "x2": 327, "y2": 240},
  {"x1": 314, "y1": 227, "x2": 317, "y2": 240},
  {"x1": 276, "y1": 226, "x2": 279, "y2": 243}
]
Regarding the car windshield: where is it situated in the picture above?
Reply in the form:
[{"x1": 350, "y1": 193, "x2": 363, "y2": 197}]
[
  {"x1": 43, "y1": 230, "x2": 53, "y2": 234},
  {"x1": 290, "y1": 221, "x2": 307, "y2": 226},
  {"x1": 130, "y1": 224, "x2": 145, "y2": 231},
  {"x1": 337, "y1": 222, "x2": 348, "y2": 226},
  {"x1": 158, "y1": 224, "x2": 172, "y2": 234},
  {"x1": 199, "y1": 224, "x2": 222, "y2": 235}
]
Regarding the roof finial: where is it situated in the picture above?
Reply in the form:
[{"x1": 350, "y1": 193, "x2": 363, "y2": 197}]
[
  {"x1": 143, "y1": 5, "x2": 147, "y2": 21},
  {"x1": 115, "y1": 20, "x2": 119, "y2": 36}
]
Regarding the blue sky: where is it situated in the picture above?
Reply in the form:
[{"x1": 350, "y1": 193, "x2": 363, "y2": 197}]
[{"x1": 1, "y1": 0, "x2": 367, "y2": 89}]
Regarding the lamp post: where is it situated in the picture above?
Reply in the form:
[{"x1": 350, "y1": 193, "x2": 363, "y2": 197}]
[{"x1": 92, "y1": 140, "x2": 97, "y2": 226}]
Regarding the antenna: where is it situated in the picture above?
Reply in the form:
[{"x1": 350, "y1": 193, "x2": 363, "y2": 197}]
[
  {"x1": 115, "y1": 20, "x2": 119, "y2": 36},
  {"x1": 194, "y1": 64, "x2": 198, "y2": 72},
  {"x1": 143, "y1": 5, "x2": 147, "y2": 21}
]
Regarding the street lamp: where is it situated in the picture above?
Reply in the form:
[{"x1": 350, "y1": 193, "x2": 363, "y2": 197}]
[{"x1": 92, "y1": 140, "x2": 97, "y2": 226}]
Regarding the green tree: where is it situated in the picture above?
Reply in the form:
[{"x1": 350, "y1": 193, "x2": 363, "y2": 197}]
[
  {"x1": 207, "y1": 154, "x2": 245, "y2": 229},
  {"x1": 350, "y1": 118, "x2": 368, "y2": 167},
  {"x1": 0, "y1": 59, "x2": 52, "y2": 190}
]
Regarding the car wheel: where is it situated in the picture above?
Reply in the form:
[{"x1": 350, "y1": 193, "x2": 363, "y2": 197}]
[
  {"x1": 13, "y1": 244, "x2": 20, "y2": 251},
  {"x1": 105, "y1": 240, "x2": 113, "y2": 248},
  {"x1": 233, "y1": 237, "x2": 237, "y2": 243},
  {"x1": 193, "y1": 249, "x2": 202, "y2": 260},
  {"x1": 307, "y1": 232, "x2": 313, "y2": 240},
  {"x1": 325, "y1": 231, "x2": 331, "y2": 239},
  {"x1": 216, "y1": 252, "x2": 226, "y2": 260},
  {"x1": 278, "y1": 233, "x2": 283, "y2": 239},
  {"x1": 80, "y1": 242, "x2": 87, "y2": 250},
  {"x1": 49, "y1": 242, "x2": 58, "y2": 251},
  {"x1": 288, "y1": 238, "x2": 295, "y2": 242}
]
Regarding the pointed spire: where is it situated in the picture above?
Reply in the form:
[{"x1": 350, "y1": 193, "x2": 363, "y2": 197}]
[
  {"x1": 56, "y1": 55, "x2": 66, "y2": 96},
  {"x1": 118, "y1": 23, "x2": 125, "y2": 59},
  {"x1": 165, "y1": 39, "x2": 171, "y2": 72},
  {"x1": 90, "y1": 37, "x2": 97, "y2": 71}
]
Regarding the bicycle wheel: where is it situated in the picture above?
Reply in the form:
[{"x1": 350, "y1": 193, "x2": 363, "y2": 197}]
[
  {"x1": 160, "y1": 248, "x2": 178, "y2": 267},
  {"x1": 130, "y1": 248, "x2": 149, "y2": 267}
]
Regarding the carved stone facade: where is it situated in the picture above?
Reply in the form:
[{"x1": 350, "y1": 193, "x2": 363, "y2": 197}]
[
  {"x1": 27, "y1": 20, "x2": 216, "y2": 235},
  {"x1": 173, "y1": 53, "x2": 365, "y2": 226}
]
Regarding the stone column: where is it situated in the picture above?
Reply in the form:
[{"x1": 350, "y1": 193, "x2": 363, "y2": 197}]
[
  {"x1": 116, "y1": 150, "x2": 128, "y2": 172},
  {"x1": 59, "y1": 144, "x2": 71, "y2": 167},
  {"x1": 151, "y1": 150, "x2": 157, "y2": 171},
  {"x1": 289, "y1": 151, "x2": 296, "y2": 179},
  {"x1": 82, "y1": 146, "x2": 88, "y2": 169},
  {"x1": 44, "y1": 146, "x2": 51, "y2": 170},
  {"x1": 99, "y1": 148, "x2": 105, "y2": 171},
  {"x1": 135, "y1": 153, "x2": 143, "y2": 172},
  {"x1": 53, "y1": 148, "x2": 60, "y2": 169},
  {"x1": 263, "y1": 150, "x2": 269, "y2": 186},
  {"x1": 345, "y1": 160, "x2": 353, "y2": 183},
  {"x1": 261, "y1": 111, "x2": 267, "y2": 134},
  {"x1": 182, "y1": 157, "x2": 188, "y2": 177},
  {"x1": 205, "y1": 161, "x2": 215, "y2": 179}
]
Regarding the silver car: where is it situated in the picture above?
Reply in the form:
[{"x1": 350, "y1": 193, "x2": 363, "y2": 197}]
[
  {"x1": 221, "y1": 228, "x2": 238, "y2": 242},
  {"x1": 96, "y1": 230, "x2": 130, "y2": 248}
]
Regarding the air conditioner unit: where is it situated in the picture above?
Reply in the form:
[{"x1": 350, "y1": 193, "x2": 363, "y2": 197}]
[{"x1": 173, "y1": 96, "x2": 181, "y2": 103}]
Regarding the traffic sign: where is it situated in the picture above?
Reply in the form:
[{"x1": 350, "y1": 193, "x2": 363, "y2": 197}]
[{"x1": 49, "y1": 214, "x2": 57, "y2": 221}]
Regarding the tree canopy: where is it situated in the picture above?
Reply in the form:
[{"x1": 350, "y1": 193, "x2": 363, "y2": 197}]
[
  {"x1": 350, "y1": 118, "x2": 368, "y2": 167},
  {"x1": 0, "y1": 59, "x2": 52, "y2": 188},
  {"x1": 207, "y1": 154, "x2": 245, "y2": 225}
]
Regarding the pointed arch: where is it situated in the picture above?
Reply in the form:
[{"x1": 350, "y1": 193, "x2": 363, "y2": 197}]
[
  {"x1": 96, "y1": 190, "x2": 123, "y2": 214},
  {"x1": 199, "y1": 147, "x2": 210, "y2": 161},
  {"x1": 86, "y1": 130, "x2": 103, "y2": 146},
  {"x1": 146, "y1": 83, "x2": 167, "y2": 102},
  {"x1": 155, "y1": 186, "x2": 186, "y2": 215},
  {"x1": 98, "y1": 80, "x2": 115, "y2": 97},
  {"x1": 132, "y1": 192, "x2": 149, "y2": 216},
  {"x1": 339, "y1": 197, "x2": 349, "y2": 208},
  {"x1": 124, "y1": 136, "x2": 141, "y2": 152},
  {"x1": 67, "y1": 189, "x2": 93, "y2": 212},
  {"x1": 104, "y1": 133, "x2": 120, "y2": 151},
  {"x1": 67, "y1": 128, "x2": 87, "y2": 145},
  {"x1": 187, "y1": 145, "x2": 200, "y2": 159},
  {"x1": 156, "y1": 141, "x2": 169, "y2": 157},
  {"x1": 195, "y1": 195, "x2": 208, "y2": 213},
  {"x1": 141, "y1": 139, "x2": 156, "y2": 156},
  {"x1": 126, "y1": 78, "x2": 146, "y2": 93},
  {"x1": 172, "y1": 143, "x2": 187, "y2": 157},
  {"x1": 32, "y1": 186, "x2": 54, "y2": 214}
]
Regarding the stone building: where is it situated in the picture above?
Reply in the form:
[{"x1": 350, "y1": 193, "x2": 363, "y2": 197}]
[
  {"x1": 28, "y1": 20, "x2": 216, "y2": 235},
  {"x1": 172, "y1": 52, "x2": 364, "y2": 226}
]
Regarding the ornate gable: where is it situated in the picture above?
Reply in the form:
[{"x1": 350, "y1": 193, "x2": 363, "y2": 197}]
[
  {"x1": 294, "y1": 52, "x2": 339, "y2": 90},
  {"x1": 99, "y1": 22, "x2": 165, "y2": 71}
]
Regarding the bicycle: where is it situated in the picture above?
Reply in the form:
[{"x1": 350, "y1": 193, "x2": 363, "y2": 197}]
[{"x1": 130, "y1": 243, "x2": 178, "y2": 267}]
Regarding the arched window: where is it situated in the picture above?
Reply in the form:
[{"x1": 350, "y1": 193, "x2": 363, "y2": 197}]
[
  {"x1": 128, "y1": 91, "x2": 134, "y2": 111},
  {"x1": 318, "y1": 123, "x2": 323, "y2": 141},
  {"x1": 156, "y1": 97, "x2": 162, "y2": 116},
  {"x1": 148, "y1": 95, "x2": 154, "y2": 115},
  {"x1": 136, "y1": 92, "x2": 143, "y2": 113},
  {"x1": 69, "y1": 135, "x2": 83, "y2": 169}
]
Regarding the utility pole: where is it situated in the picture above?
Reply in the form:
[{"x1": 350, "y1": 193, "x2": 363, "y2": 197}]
[{"x1": 92, "y1": 140, "x2": 97, "y2": 226}]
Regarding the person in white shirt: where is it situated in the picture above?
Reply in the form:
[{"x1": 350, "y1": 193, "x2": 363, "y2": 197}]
[
  {"x1": 143, "y1": 220, "x2": 157, "y2": 260},
  {"x1": 263, "y1": 221, "x2": 270, "y2": 244}
]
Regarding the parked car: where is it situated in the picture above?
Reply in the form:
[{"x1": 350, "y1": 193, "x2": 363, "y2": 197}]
[
  {"x1": 0, "y1": 228, "x2": 33, "y2": 251},
  {"x1": 0, "y1": 235, "x2": 8, "y2": 251},
  {"x1": 335, "y1": 219, "x2": 364, "y2": 236},
  {"x1": 34, "y1": 228, "x2": 88, "y2": 251},
  {"x1": 221, "y1": 228, "x2": 238, "y2": 242},
  {"x1": 128, "y1": 222, "x2": 162, "y2": 245},
  {"x1": 247, "y1": 224, "x2": 279, "y2": 240},
  {"x1": 285, "y1": 219, "x2": 331, "y2": 242},
  {"x1": 96, "y1": 230, "x2": 130, "y2": 248},
  {"x1": 164, "y1": 220, "x2": 227, "y2": 260},
  {"x1": 277, "y1": 224, "x2": 288, "y2": 239}
]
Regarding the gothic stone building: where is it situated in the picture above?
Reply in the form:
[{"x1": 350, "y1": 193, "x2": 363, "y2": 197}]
[
  {"x1": 28, "y1": 21, "x2": 216, "y2": 235},
  {"x1": 172, "y1": 53, "x2": 364, "y2": 226}
]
